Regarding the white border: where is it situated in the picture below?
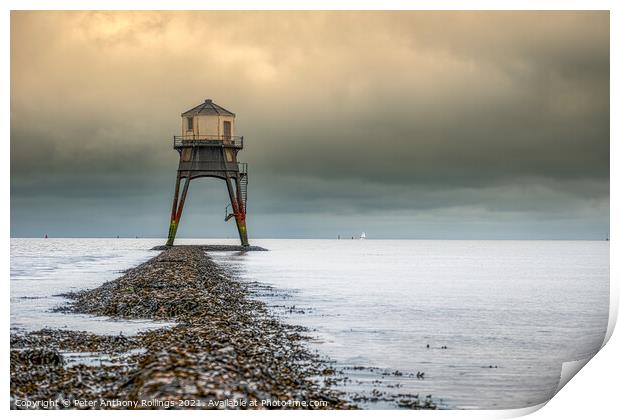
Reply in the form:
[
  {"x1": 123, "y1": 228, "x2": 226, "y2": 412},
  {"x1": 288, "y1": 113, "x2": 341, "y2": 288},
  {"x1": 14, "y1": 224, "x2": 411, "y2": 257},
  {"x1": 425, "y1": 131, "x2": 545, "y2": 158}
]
[
  {"x1": 0, "y1": 0, "x2": 617, "y2": 10},
  {"x1": 4, "y1": 1, "x2": 617, "y2": 419}
]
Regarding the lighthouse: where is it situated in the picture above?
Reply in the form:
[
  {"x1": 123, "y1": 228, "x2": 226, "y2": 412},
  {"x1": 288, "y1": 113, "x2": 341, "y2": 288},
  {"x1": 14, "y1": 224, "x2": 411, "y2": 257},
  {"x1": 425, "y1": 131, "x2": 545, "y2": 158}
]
[{"x1": 166, "y1": 99, "x2": 249, "y2": 247}]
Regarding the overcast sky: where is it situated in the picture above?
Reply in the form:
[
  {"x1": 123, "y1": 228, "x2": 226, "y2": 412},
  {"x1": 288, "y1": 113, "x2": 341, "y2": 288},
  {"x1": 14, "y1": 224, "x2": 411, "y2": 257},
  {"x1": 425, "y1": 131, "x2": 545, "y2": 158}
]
[{"x1": 11, "y1": 11, "x2": 609, "y2": 239}]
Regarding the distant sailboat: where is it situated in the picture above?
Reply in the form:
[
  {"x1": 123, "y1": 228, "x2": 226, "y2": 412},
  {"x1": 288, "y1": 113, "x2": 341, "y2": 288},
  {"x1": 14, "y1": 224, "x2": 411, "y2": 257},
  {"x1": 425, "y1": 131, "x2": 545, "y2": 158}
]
[{"x1": 360, "y1": 232, "x2": 366, "y2": 240}]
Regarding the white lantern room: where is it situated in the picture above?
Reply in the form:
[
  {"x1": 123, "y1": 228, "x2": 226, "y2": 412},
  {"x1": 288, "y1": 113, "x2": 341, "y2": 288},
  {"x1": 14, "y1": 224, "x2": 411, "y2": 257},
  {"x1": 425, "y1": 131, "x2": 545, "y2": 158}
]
[{"x1": 181, "y1": 99, "x2": 236, "y2": 140}]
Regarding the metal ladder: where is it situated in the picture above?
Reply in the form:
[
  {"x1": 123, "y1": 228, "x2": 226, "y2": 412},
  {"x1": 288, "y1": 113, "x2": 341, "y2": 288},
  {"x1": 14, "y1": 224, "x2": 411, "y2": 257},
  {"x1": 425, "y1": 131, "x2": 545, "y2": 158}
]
[{"x1": 239, "y1": 172, "x2": 248, "y2": 210}]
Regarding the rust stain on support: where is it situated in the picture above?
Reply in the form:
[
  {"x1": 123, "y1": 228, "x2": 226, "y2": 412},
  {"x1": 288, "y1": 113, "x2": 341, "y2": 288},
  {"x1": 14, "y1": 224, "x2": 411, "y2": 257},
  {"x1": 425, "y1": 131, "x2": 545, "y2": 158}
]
[
  {"x1": 166, "y1": 178, "x2": 191, "y2": 246},
  {"x1": 225, "y1": 177, "x2": 249, "y2": 247}
]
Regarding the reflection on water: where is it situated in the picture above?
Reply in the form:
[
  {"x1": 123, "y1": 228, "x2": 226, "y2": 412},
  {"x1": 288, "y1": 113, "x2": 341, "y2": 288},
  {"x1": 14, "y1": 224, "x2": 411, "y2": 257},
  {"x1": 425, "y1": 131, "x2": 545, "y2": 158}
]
[
  {"x1": 210, "y1": 239, "x2": 609, "y2": 409},
  {"x1": 11, "y1": 238, "x2": 173, "y2": 335}
]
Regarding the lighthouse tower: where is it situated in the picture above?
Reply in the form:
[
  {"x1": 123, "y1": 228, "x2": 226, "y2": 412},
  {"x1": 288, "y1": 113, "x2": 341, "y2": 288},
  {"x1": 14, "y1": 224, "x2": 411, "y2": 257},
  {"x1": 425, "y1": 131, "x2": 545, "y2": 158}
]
[{"x1": 166, "y1": 99, "x2": 249, "y2": 246}]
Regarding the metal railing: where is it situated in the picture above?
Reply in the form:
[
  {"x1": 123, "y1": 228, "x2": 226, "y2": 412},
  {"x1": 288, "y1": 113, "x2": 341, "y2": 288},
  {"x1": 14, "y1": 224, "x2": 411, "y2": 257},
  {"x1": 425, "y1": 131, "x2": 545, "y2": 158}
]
[{"x1": 173, "y1": 135, "x2": 244, "y2": 149}]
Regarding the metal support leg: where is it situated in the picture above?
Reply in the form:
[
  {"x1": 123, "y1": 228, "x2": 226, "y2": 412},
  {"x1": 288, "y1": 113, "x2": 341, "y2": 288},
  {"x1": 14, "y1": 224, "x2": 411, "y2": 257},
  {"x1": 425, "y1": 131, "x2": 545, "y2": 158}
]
[
  {"x1": 166, "y1": 176, "x2": 190, "y2": 246},
  {"x1": 166, "y1": 174, "x2": 181, "y2": 245},
  {"x1": 225, "y1": 177, "x2": 249, "y2": 247}
]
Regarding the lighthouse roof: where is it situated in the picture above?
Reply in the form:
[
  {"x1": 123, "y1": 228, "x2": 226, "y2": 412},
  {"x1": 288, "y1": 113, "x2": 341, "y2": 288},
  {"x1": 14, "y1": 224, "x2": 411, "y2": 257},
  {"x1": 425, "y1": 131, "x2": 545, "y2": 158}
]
[{"x1": 181, "y1": 99, "x2": 235, "y2": 117}]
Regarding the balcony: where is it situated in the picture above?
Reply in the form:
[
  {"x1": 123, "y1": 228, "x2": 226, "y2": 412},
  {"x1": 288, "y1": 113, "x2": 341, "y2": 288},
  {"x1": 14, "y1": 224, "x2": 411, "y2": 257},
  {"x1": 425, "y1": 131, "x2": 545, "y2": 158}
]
[{"x1": 173, "y1": 135, "x2": 244, "y2": 149}]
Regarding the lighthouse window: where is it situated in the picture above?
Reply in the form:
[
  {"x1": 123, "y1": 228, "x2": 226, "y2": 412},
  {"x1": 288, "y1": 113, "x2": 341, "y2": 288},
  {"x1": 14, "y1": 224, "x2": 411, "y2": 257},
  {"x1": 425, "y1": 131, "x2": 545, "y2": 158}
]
[{"x1": 187, "y1": 117, "x2": 194, "y2": 130}]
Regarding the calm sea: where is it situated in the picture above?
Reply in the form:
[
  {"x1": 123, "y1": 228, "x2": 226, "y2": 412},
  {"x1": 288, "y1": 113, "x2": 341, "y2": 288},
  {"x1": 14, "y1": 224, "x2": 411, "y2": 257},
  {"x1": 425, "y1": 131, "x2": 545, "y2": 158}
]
[{"x1": 10, "y1": 238, "x2": 609, "y2": 409}]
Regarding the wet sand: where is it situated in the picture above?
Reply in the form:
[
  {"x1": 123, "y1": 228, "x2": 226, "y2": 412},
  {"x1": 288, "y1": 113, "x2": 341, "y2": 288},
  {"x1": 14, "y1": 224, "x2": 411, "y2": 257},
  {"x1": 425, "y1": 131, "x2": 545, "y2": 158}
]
[{"x1": 10, "y1": 246, "x2": 351, "y2": 409}]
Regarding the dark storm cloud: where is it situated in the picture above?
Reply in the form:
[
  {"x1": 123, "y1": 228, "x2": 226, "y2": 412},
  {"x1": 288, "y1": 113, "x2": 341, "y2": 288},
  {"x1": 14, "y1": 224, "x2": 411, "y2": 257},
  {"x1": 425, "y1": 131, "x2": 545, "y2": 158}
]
[{"x1": 10, "y1": 11, "x2": 609, "y2": 238}]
